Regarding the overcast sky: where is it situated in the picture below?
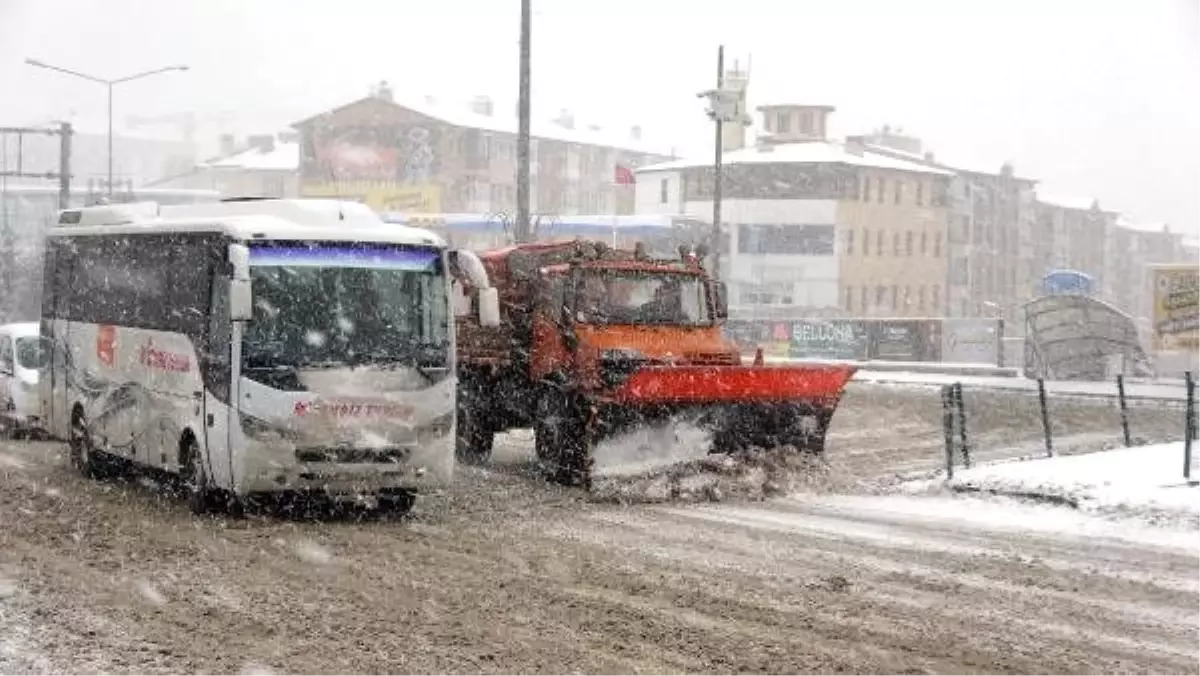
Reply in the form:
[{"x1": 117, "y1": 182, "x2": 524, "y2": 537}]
[{"x1": 1, "y1": 0, "x2": 1196, "y2": 234}]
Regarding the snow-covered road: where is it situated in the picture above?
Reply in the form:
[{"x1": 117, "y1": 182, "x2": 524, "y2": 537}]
[{"x1": 0, "y1": 381, "x2": 1195, "y2": 673}]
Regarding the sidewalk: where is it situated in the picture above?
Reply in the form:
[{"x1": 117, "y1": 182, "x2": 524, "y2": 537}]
[{"x1": 944, "y1": 442, "x2": 1199, "y2": 524}]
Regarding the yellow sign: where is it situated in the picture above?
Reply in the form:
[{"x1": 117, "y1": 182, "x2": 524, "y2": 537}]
[
  {"x1": 300, "y1": 182, "x2": 441, "y2": 213},
  {"x1": 1150, "y1": 263, "x2": 1199, "y2": 352}
]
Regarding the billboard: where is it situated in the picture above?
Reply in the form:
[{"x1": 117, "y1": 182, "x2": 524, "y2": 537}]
[
  {"x1": 1150, "y1": 264, "x2": 1199, "y2": 352},
  {"x1": 299, "y1": 119, "x2": 442, "y2": 213},
  {"x1": 941, "y1": 318, "x2": 1002, "y2": 364}
]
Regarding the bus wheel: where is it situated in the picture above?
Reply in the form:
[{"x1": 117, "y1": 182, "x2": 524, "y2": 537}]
[
  {"x1": 180, "y1": 436, "x2": 217, "y2": 516},
  {"x1": 69, "y1": 409, "x2": 110, "y2": 479}
]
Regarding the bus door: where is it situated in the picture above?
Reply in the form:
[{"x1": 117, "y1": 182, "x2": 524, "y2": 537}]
[{"x1": 202, "y1": 270, "x2": 237, "y2": 490}]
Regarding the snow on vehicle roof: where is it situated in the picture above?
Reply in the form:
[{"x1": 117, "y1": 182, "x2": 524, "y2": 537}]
[{"x1": 50, "y1": 198, "x2": 445, "y2": 247}]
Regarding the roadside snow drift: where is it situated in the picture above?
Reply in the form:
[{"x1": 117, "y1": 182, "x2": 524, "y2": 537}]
[{"x1": 947, "y1": 442, "x2": 1199, "y2": 523}]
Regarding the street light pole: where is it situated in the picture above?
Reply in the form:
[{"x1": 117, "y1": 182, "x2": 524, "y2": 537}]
[
  {"x1": 515, "y1": 0, "x2": 533, "y2": 243},
  {"x1": 25, "y1": 59, "x2": 188, "y2": 196}
]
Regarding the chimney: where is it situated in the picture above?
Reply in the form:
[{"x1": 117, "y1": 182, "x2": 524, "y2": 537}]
[
  {"x1": 248, "y1": 134, "x2": 275, "y2": 152},
  {"x1": 924, "y1": 151, "x2": 936, "y2": 163},
  {"x1": 218, "y1": 133, "x2": 236, "y2": 157},
  {"x1": 470, "y1": 95, "x2": 494, "y2": 116},
  {"x1": 371, "y1": 80, "x2": 394, "y2": 103},
  {"x1": 555, "y1": 109, "x2": 575, "y2": 129}
]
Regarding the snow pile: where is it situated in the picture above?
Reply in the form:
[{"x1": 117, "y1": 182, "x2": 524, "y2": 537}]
[
  {"x1": 590, "y1": 448, "x2": 854, "y2": 505},
  {"x1": 948, "y1": 442, "x2": 1199, "y2": 525}
]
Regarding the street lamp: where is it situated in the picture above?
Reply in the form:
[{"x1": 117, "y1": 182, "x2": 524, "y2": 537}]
[{"x1": 25, "y1": 58, "x2": 189, "y2": 196}]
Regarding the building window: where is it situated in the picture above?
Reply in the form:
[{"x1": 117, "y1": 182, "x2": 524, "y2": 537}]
[
  {"x1": 895, "y1": 180, "x2": 903, "y2": 205},
  {"x1": 916, "y1": 182, "x2": 925, "y2": 206},
  {"x1": 932, "y1": 285, "x2": 941, "y2": 312},
  {"x1": 875, "y1": 285, "x2": 887, "y2": 308},
  {"x1": 893, "y1": 233, "x2": 901, "y2": 256},
  {"x1": 905, "y1": 231, "x2": 913, "y2": 256},
  {"x1": 876, "y1": 231, "x2": 884, "y2": 255},
  {"x1": 659, "y1": 178, "x2": 669, "y2": 204},
  {"x1": 863, "y1": 177, "x2": 871, "y2": 202},
  {"x1": 862, "y1": 229, "x2": 870, "y2": 255},
  {"x1": 736, "y1": 224, "x2": 836, "y2": 255},
  {"x1": 776, "y1": 112, "x2": 791, "y2": 133},
  {"x1": 844, "y1": 286, "x2": 854, "y2": 312},
  {"x1": 891, "y1": 285, "x2": 899, "y2": 310},
  {"x1": 860, "y1": 287, "x2": 868, "y2": 312},
  {"x1": 845, "y1": 228, "x2": 855, "y2": 255},
  {"x1": 877, "y1": 178, "x2": 886, "y2": 204},
  {"x1": 918, "y1": 285, "x2": 926, "y2": 310},
  {"x1": 920, "y1": 231, "x2": 928, "y2": 255},
  {"x1": 800, "y1": 111, "x2": 814, "y2": 133},
  {"x1": 933, "y1": 232, "x2": 942, "y2": 257}
]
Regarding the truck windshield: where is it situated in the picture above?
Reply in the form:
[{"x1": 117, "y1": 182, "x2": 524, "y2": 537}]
[
  {"x1": 242, "y1": 242, "x2": 448, "y2": 371},
  {"x1": 574, "y1": 269, "x2": 710, "y2": 326}
]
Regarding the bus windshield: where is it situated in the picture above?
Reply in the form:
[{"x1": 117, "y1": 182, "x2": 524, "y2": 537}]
[
  {"x1": 242, "y1": 242, "x2": 448, "y2": 371},
  {"x1": 574, "y1": 269, "x2": 711, "y2": 326}
]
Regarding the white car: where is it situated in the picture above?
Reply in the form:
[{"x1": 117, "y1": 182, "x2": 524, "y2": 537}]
[{"x1": 0, "y1": 322, "x2": 47, "y2": 438}]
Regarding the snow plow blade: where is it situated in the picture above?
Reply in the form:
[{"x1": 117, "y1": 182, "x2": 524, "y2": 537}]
[{"x1": 539, "y1": 364, "x2": 858, "y2": 488}]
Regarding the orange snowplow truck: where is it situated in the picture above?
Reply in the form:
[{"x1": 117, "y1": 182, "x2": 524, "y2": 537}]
[{"x1": 449, "y1": 239, "x2": 857, "y2": 488}]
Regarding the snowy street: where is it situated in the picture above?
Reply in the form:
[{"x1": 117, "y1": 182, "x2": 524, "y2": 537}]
[{"x1": 0, "y1": 381, "x2": 1196, "y2": 674}]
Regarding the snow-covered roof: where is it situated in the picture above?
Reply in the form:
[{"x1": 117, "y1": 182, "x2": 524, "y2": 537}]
[
  {"x1": 1115, "y1": 215, "x2": 1172, "y2": 235},
  {"x1": 295, "y1": 96, "x2": 671, "y2": 158},
  {"x1": 636, "y1": 140, "x2": 954, "y2": 176},
  {"x1": 1036, "y1": 193, "x2": 1104, "y2": 212},
  {"x1": 202, "y1": 142, "x2": 300, "y2": 172}
]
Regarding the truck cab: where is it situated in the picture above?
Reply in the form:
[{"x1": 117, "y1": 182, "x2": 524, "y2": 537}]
[{"x1": 452, "y1": 240, "x2": 728, "y2": 458}]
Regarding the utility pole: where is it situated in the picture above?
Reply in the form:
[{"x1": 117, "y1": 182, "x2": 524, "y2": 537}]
[
  {"x1": 698, "y1": 46, "x2": 748, "y2": 278},
  {"x1": 514, "y1": 0, "x2": 533, "y2": 242},
  {"x1": 711, "y1": 46, "x2": 725, "y2": 278}
]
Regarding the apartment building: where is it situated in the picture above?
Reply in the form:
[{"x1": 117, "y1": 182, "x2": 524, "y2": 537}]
[
  {"x1": 290, "y1": 83, "x2": 671, "y2": 216},
  {"x1": 845, "y1": 128, "x2": 1039, "y2": 323},
  {"x1": 635, "y1": 104, "x2": 952, "y2": 318},
  {"x1": 1031, "y1": 193, "x2": 1117, "y2": 291}
]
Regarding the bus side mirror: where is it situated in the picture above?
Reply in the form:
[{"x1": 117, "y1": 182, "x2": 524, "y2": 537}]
[
  {"x1": 228, "y1": 243, "x2": 251, "y2": 281},
  {"x1": 713, "y1": 281, "x2": 729, "y2": 321},
  {"x1": 478, "y1": 287, "x2": 501, "y2": 327},
  {"x1": 230, "y1": 279, "x2": 253, "y2": 321},
  {"x1": 227, "y1": 243, "x2": 253, "y2": 321}
]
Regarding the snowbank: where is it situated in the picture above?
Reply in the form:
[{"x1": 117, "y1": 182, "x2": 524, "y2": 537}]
[{"x1": 947, "y1": 443, "x2": 1199, "y2": 524}]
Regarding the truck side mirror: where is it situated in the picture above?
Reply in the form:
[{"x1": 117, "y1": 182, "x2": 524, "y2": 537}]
[
  {"x1": 478, "y1": 287, "x2": 501, "y2": 327},
  {"x1": 713, "y1": 281, "x2": 729, "y2": 321}
]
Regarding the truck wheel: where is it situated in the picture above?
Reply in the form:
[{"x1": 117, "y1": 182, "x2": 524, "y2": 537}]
[
  {"x1": 456, "y1": 397, "x2": 494, "y2": 465},
  {"x1": 535, "y1": 393, "x2": 591, "y2": 488}
]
